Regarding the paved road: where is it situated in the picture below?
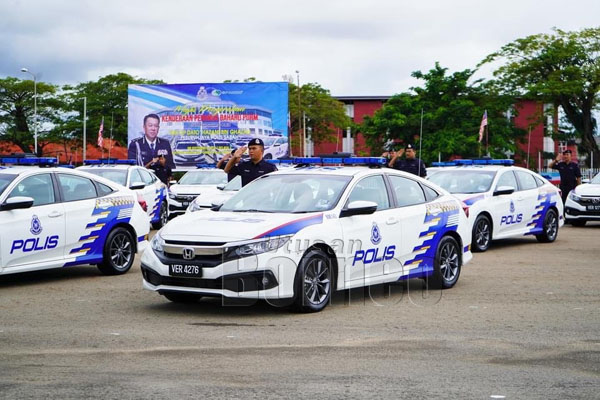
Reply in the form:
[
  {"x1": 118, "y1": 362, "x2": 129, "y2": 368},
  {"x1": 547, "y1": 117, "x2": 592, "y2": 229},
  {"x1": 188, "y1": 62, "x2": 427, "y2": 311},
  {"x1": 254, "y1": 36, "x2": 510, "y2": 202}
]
[{"x1": 1, "y1": 224, "x2": 599, "y2": 399}]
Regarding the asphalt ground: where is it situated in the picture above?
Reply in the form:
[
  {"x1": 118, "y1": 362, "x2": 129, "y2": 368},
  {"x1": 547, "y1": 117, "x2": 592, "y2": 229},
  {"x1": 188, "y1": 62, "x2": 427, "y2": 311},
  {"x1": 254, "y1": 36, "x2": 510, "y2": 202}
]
[{"x1": 0, "y1": 223, "x2": 599, "y2": 399}]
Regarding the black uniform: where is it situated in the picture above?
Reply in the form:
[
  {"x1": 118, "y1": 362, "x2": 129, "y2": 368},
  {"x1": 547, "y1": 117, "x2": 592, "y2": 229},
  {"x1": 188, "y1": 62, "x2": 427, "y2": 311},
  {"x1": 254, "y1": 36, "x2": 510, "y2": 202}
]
[
  {"x1": 228, "y1": 159, "x2": 277, "y2": 187},
  {"x1": 128, "y1": 136, "x2": 175, "y2": 169},
  {"x1": 392, "y1": 158, "x2": 427, "y2": 177},
  {"x1": 150, "y1": 163, "x2": 172, "y2": 186},
  {"x1": 552, "y1": 161, "x2": 581, "y2": 203}
]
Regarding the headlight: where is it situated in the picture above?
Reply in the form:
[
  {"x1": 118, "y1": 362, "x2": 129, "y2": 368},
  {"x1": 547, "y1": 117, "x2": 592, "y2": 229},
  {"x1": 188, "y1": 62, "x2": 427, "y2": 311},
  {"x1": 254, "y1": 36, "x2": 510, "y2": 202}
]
[
  {"x1": 150, "y1": 230, "x2": 165, "y2": 253},
  {"x1": 568, "y1": 191, "x2": 581, "y2": 202},
  {"x1": 168, "y1": 191, "x2": 177, "y2": 200},
  {"x1": 225, "y1": 236, "x2": 292, "y2": 259}
]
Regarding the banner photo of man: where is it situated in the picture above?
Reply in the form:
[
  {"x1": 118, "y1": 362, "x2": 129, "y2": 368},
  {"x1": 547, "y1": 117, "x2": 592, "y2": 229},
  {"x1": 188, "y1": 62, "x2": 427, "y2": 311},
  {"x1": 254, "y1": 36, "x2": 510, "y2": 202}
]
[{"x1": 127, "y1": 82, "x2": 289, "y2": 170}]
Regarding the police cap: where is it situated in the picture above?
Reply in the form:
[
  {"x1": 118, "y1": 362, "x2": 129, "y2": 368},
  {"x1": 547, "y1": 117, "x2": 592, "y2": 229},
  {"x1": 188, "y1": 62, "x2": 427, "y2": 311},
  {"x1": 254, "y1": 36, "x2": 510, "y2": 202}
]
[
  {"x1": 562, "y1": 149, "x2": 572, "y2": 154},
  {"x1": 248, "y1": 138, "x2": 264, "y2": 147}
]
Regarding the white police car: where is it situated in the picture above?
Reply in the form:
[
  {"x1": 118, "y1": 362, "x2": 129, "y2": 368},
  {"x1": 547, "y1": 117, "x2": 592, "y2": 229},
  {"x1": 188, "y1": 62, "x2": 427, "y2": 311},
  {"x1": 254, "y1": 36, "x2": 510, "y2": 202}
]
[
  {"x1": 564, "y1": 172, "x2": 600, "y2": 226},
  {"x1": 77, "y1": 160, "x2": 168, "y2": 229},
  {"x1": 0, "y1": 157, "x2": 149, "y2": 276},
  {"x1": 428, "y1": 159, "x2": 564, "y2": 252},
  {"x1": 141, "y1": 157, "x2": 473, "y2": 312},
  {"x1": 186, "y1": 175, "x2": 241, "y2": 212},
  {"x1": 168, "y1": 166, "x2": 227, "y2": 217}
]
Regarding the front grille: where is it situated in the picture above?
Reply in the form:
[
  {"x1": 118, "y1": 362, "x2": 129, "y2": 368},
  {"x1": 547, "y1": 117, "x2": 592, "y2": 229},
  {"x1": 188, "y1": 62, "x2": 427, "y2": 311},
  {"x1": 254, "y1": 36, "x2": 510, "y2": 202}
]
[
  {"x1": 577, "y1": 197, "x2": 600, "y2": 205},
  {"x1": 156, "y1": 252, "x2": 224, "y2": 268},
  {"x1": 174, "y1": 195, "x2": 198, "y2": 202}
]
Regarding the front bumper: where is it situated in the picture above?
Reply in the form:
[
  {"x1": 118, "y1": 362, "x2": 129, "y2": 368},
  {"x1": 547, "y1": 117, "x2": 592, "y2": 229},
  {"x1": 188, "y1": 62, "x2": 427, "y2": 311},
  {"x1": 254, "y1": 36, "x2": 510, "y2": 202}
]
[{"x1": 564, "y1": 197, "x2": 600, "y2": 221}]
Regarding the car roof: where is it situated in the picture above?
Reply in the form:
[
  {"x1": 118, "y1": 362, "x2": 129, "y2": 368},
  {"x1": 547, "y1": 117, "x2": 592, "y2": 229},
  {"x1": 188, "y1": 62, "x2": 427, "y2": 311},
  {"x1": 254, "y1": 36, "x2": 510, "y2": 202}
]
[
  {"x1": 267, "y1": 165, "x2": 423, "y2": 179},
  {"x1": 0, "y1": 166, "x2": 124, "y2": 190},
  {"x1": 77, "y1": 164, "x2": 134, "y2": 170}
]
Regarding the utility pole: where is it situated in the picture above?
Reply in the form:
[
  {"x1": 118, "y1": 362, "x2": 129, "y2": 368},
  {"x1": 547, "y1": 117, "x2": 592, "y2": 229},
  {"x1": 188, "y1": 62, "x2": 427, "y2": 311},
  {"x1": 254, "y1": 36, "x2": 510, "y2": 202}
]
[{"x1": 83, "y1": 97, "x2": 87, "y2": 161}]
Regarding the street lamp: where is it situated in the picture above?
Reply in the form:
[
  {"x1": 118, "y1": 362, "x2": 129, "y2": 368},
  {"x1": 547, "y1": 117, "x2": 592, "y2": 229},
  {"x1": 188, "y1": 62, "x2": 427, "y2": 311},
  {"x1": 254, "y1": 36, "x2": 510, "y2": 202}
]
[
  {"x1": 296, "y1": 70, "x2": 301, "y2": 156},
  {"x1": 20, "y1": 67, "x2": 38, "y2": 155}
]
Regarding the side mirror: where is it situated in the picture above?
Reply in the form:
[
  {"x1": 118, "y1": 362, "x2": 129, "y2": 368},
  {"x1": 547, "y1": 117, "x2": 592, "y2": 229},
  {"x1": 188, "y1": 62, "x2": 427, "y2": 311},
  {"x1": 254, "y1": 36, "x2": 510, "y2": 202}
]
[
  {"x1": 339, "y1": 200, "x2": 378, "y2": 218},
  {"x1": 216, "y1": 183, "x2": 226, "y2": 191},
  {"x1": 493, "y1": 186, "x2": 515, "y2": 196},
  {"x1": 129, "y1": 181, "x2": 145, "y2": 190},
  {"x1": 1, "y1": 196, "x2": 35, "y2": 211}
]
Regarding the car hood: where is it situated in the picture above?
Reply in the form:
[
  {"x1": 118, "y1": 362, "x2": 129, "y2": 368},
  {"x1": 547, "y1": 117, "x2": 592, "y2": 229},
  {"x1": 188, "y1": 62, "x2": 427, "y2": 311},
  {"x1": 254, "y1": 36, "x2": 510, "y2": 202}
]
[
  {"x1": 170, "y1": 184, "x2": 219, "y2": 195},
  {"x1": 194, "y1": 190, "x2": 237, "y2": 206},
  {"x1": 573, "y1": 184, "x2": 600, "y2": 196},
  {"x1": 161, "y1": 210, "x2": 324, "y2": 242}
]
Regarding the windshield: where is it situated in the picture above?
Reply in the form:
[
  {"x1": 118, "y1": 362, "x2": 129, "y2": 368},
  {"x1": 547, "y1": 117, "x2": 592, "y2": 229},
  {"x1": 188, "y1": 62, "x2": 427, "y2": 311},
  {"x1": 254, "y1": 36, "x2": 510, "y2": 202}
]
[
  {"x1": 179, "y1": 170, "x2": 227, "y2": 185},
  {"x1": 429, "y1": 170, "x2": 496, "y2": 194},
  {"x1": 78, "y1": 168, "x2": 127, "y2": 186},
  {"x1": 220, "y1": 174, "x2": 352, "y2": 213},
  {"x1": 223, "y1": 176, "x2": 241, "y2": 191},
  {"x1": 592, "y1": 173, "x2": 600, "y2": 184},
  {"x1": 0, "y1": 174, "x2": 17, "y2": 197}
]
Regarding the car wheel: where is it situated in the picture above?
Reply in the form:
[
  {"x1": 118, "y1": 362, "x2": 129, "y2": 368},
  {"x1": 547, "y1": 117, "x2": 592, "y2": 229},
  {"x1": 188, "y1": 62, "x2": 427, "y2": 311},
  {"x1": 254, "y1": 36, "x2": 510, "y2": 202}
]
[
  {"x1": 536, "y1": 209, "x2": 559, "y2": 243},
  {"x1": 472, "y1": 214, "x2": 491, "y2": 252},
  {"x1": 97, "y1": 227, "x2": 135, "y2": 275},
  {"x1": 152, "y1": 202, "x2": 168, "y2": 229},
  {"x1": 571, "y1": 220, "x2": 586, "y2": 227},
  {"x1": 293, "y1": 249, "x2": 332, "y2": 313},
  {"x1": 427, "y1": 235, "x2": 461, "y2": 289},
  {"x1": 163, "y1": 292, "x2": 202, "y2": 303},
  {"x1": 264, "y1": 153, "x2": 273, "y2": 160}
]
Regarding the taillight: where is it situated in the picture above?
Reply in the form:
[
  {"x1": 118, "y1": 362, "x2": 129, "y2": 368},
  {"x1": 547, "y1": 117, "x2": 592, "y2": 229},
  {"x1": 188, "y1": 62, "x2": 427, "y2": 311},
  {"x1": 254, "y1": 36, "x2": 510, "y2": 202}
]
[
  {"x1": 137, "y1": 194, "x2": 147, "y2": 212},
  {"x1": 461, "y1": 201, "x2": 469, "y2": 218}
]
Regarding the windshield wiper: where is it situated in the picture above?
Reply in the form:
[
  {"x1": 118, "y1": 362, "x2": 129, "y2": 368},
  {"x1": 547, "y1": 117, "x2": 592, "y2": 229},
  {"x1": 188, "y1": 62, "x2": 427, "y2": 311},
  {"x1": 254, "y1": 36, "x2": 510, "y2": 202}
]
[{"x1": 233, "y1": 209, "x2": 274, "y2": 213}]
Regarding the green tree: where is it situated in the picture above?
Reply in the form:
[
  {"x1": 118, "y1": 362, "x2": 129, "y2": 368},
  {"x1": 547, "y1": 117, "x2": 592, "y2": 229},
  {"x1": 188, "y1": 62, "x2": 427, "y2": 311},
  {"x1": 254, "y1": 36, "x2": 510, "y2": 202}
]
[
  {"x1": 360, "y1": 63, "x2": 523, "y2": 162},
  {"x1": 481, "y1": 27, "x2": 600, "y2": 165},
  {"x1": 0, "y1": 77, "x2": 63, "y2": 155}
]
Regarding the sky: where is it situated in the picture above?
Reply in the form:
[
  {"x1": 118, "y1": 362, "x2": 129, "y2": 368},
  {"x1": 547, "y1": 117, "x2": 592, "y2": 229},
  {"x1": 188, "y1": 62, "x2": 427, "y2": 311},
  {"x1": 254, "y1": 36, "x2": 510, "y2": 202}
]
[{"x1": 1, "y1": 0, "x2": 599, "y2": 96}]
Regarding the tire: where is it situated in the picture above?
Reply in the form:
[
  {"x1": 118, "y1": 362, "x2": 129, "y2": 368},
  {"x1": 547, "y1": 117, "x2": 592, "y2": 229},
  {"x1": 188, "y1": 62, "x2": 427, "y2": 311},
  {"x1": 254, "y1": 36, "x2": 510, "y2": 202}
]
[
  {"x1": 471, "y1": 214, "x2": 491, "y2": 252},
  {"x1": 571, "y1": 220, "x2": 586, "y2": 227},
  {"x1": 264, "y1": 153, "x2": 273, "y2": 160},
  {"x1": 152, "y1": 201, "x2": 168, "y2": 229},
  {"x1": 293, "y1": 249, "x2": 333, "y2": 313},
  {"x1": 163, "y1": 292, "x2": 202, "y2": 303},
  {"x1": 536, "y1": 209, "x2": 559, "y2": 243},
  {"x1": 427, "y1": 236, "x2": 461, "y2": 290},
  {"x1": 97, "y1": 227, "x2": 135, "y2": 275}
]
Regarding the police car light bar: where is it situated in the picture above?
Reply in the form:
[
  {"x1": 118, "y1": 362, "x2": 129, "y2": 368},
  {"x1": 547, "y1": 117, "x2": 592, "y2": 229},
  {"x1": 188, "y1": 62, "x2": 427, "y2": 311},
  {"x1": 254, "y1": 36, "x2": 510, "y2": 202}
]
[
  {"x1": 196, "y1": 163, "x2": 217, "y2": 168},
  {"x1": 84, "y1": 159, "x2": 137, "y2": 165},
  {"x1": 267, "y1": 157, "x2": 386, "y2": 166},
  {"x1": 431, "y1": 159, "x2": 514, "y2": 167},
  {"x1": 0, "y1": 156, "x2": 57, "y2": 166}
]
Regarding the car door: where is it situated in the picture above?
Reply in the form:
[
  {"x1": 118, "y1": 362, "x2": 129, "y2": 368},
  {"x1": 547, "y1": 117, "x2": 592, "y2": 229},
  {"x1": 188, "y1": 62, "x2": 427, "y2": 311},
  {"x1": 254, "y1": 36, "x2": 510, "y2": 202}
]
[
  {"x1": 130, "y1": 168, "x2": 155, "y2": 219},
  {"x1": 338, "y1": 175, "x2": 398, "y2": 285},
  {"x1": 386, "y1": 174, "x2": 429, "y2": 277},
  {"x1": 57, "y1": 173, "x2": 104, "y2": 264},
  {"x1": 490, "y1": 170, "x2": 520, "y2": 237},
  {"x1": 139, "y1": 168, "x2": 164, "y2": 222},
  {"x1": 514, "y1": 170, "x2": 542, "y2": 235},
  {"x1": 0, "y1": 172, "x2": 66, "y2": 271}
]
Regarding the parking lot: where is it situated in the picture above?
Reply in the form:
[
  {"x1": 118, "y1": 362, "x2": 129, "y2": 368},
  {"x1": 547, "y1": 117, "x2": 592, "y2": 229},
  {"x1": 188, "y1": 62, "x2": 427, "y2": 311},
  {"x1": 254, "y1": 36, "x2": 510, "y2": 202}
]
[{"x1": 1, "y1": 224, "x2": 599, "y2": 399}]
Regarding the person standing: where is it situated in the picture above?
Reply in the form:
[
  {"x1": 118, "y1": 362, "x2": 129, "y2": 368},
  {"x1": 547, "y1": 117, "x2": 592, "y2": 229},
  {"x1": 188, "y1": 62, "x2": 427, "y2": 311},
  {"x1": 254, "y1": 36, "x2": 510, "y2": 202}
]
[
  {"x1": 389, "y1": 144, "x2": 427, "y2": 177},
  {"x1": 549, "y1": 149, "x2": 581, "y2": 205},
  {"x1": 149, "y1": 154, "x2": 172, "y2": 187},
  {"x1": 224, "y1": 138, "x2": 277, "y2": 187},
  {"x1": 128, "y1": 113, "x2": 175, "y2": 169},
  {"x1": 217, "y1": 150, "x2": 237, "y2": 182}
]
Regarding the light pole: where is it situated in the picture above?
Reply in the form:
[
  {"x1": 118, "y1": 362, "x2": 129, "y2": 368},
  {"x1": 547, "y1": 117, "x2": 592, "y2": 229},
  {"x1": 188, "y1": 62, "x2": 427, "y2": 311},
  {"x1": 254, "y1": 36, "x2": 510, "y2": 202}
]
[
  {"x1": 296, "y1": 70, "x2": 301, "y2": 156},
  {"x1": 20, "y1": 68, "x2": 38, "y2": 155}
]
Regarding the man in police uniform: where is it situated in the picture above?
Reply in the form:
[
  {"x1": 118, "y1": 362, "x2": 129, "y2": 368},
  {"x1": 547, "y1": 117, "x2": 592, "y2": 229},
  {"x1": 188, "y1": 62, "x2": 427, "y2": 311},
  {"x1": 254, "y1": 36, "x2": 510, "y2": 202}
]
[
  {"x1": 128, "y1": 113, "x2": 175, "y2": 169},
  {"x1": 224, "y1": 138, "x2": 277, "y2": 187},
  {"x1": 149, "y1": 155, "x2": 172, "y2": 187},
  {"x1": 550, "y1": 149, "x2": 581, "y2": 205},
  {"x1": 389, "y1": 144, "x2": 427, "y2": 177}
]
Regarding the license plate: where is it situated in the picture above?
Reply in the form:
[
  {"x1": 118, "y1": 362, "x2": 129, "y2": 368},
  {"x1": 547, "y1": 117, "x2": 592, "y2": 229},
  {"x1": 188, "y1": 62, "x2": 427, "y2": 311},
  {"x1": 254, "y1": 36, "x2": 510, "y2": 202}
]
[
  {"x1": 182, "y1": 201, "x2": 189, "y2": 207},
  {"x1": 586, "y1": 205, "x2": 600, "y2": 211},
  {"x1": 169, "y1": 264, "x2": 201, "y2": 278}
]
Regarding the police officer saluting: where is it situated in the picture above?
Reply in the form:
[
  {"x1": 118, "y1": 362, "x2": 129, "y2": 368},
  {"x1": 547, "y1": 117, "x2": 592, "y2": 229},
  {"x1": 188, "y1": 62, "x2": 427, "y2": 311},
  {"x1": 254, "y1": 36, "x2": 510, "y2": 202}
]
[
  {"x1": 128, "y1": 113, "x2": 175, "y2": 169},
  {"x1": 224, "y1": 138, "x2": 277, "y2": 187},
  {"x1": 549, "y1": 149, "x2": 581, "y2": 205},
  {"x1": 389, "y1": 143, "x2": 427, "y2": 177},
  {"x1": 148, "y1": 154, "x2": 172, "y2": 187}
]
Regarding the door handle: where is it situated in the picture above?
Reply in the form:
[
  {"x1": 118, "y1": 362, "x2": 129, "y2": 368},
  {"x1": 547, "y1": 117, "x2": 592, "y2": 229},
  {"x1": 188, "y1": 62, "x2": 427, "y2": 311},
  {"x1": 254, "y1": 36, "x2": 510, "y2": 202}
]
[
  {"x1": 516, "y1": 196, "x2": 524, "y2": 201},
  {"x1": 386, "y1": 218, "x2": 399, "y2": 225},
  {"x1": 48, "y1": 210, "x2": 63, "y2": 218}
]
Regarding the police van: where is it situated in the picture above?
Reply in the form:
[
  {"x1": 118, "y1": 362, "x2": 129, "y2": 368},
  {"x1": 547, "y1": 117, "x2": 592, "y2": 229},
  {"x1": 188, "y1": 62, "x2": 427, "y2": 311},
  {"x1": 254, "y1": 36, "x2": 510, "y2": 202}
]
[
  {"x1": 77, "y1": 160, "x2": 168, "y2": 229},
  {"x1": 428, "y1": 159, "x2": 564, "y2": 252},
  {"x1": 141, "y1": 157, "x2": 473, "y2": 312},
  {"x1": 0, "y1": 157, "x2": 149, "y2": 276}
]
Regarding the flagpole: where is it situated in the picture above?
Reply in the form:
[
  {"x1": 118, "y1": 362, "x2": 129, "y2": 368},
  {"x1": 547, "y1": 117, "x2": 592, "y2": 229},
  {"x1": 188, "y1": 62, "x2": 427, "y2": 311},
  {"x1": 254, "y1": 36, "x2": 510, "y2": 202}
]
[
  {"x1": 485, "y1": 109, "x2": 489, "y2": 156},
  {"x1": 109, "y1": 112, "x2": 114, "y2": 159},
  {"x1": 418, "y1": 108, "x2": 423, "y2": 177},
  {"x1": 100, "y1": 116, "x2": 104, "y2": 159}
]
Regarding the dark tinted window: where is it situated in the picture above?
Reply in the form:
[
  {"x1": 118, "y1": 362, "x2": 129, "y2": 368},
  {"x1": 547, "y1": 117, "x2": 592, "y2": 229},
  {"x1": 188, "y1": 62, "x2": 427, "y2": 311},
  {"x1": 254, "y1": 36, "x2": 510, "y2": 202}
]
[
  {"x1": 7, "y1": 174, "x2": 55, "y2": 206},
  {"x1": 388, "y1": 175, "x2": 426, "y2": 207},
  {"x1": 58, "y1": 174, "x2": 97, "y2": 201}
]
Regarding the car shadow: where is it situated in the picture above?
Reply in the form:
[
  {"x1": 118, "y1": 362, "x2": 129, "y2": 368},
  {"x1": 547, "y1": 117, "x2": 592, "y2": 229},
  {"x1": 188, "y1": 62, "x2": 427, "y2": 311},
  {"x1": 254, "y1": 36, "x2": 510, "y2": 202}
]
[{"x1": 0, "y1": 265, "x2": 108, "y2": 288}]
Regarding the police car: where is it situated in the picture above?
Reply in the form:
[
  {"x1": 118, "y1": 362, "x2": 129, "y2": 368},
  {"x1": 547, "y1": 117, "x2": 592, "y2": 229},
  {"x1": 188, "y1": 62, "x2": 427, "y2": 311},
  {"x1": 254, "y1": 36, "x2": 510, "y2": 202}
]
[
  {"x1": 564, "y1": 172, "x2": 600, "y2": 226},
  {"x1": 428, "y1": 159, "x2": 564, "y2": 252},
  {"x1": 77, "y1": 160, "x2": 168, "y2": 229},
  {"x1": 141, "y1": 157, "x2": 473, "y2": 312},
  {"x1": 0, "y1": 157, "x2": 149, "y2": 276},
  {"x1": 186, "y1": 175, "x2": 241, "y2": 212},
  {"x1": 168, "y1": 166, "x2": 227, "y2": 217}
]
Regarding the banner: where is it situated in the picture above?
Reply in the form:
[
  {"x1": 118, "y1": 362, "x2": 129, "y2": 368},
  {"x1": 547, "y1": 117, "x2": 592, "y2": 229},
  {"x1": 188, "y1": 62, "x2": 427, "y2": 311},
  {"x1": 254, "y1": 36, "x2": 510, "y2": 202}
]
[{"x1": 127, "y1": 82, "x2": 289, "y2": 169}]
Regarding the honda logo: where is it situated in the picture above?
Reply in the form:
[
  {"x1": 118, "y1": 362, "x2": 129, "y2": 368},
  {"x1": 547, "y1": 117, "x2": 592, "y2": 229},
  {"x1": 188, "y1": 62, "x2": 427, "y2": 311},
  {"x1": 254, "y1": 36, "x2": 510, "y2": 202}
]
[{"x1": 182, "y1": 247, "x2": 195, "y2": 260}]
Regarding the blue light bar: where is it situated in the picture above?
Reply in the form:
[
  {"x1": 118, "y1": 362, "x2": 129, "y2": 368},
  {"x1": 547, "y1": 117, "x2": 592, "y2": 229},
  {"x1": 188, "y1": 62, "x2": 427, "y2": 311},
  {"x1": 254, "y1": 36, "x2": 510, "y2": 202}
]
[
  {"x1": 432, "y1": 159, "x2": 514, "y2": 167},
  {"x1": 83, "y1": 159, "x2": 136, "y2": 165},
  {"x1": 196, "y1": 163, "x2": 217, "y2": 168},
  {"x1": 0, "y1": 157, "x2": 57, "y2": 165},
  {"x1": 265, "y1": 159, "x2": 296, "y2": 165},
  {"x1": 295, "y1": 157, "x2": 322, "y2": 164}
]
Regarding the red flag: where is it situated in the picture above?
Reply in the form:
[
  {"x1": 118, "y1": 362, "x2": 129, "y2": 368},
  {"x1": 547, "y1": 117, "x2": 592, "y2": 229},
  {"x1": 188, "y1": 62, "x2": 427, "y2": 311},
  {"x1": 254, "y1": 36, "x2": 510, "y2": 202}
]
[
  {"x1": 478, "y1": 110, "x2": 487, "y2": 142},
  {"x1": 97, "y1": 117, "x2": 104, "y2": 147}
]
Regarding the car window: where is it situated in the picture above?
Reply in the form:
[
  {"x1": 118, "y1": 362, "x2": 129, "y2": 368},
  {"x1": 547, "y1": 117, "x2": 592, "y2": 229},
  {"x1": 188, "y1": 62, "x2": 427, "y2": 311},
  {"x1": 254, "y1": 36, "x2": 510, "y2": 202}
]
[
  {"x1": 347, "y1": 175, "x2": 390, "y2": 210},
  {"x1": 96, "y1": 182, "x2": 114, "y2": 196},
  {"x1": 421, "y1": 184, "x2": 440, "y2": 201},
  {"x1": 7, "y1": 173, "x2": 55, "y2": 206},
  {"x1": 388, "y1": 175, "x2": 426, "y2": 207},
  {"x1": 180, "y1": 170, "x2": 227, "y2": 185},
  {"x1": 0, "y1": 174, "x2": 17, "y2": 197},
  {"x1": 515, "y1": 170, "x2": 538, "y2": 191},
  {"x1": 78, "y1": 168, "x2": 127, "y2": 186},
  {"x1": 58, "y1": 174, "x2": 97, "y2": 201},
  {"x1": 534, "y1": 175, "x2": 545, "y2": 187},
  {"x1": 428, "y1": 170, "x2": 495, "y2": 194},
  {"x1": 129, "y1": 169, "x2": 143, "y2": 186},
  {"x1": 495, "y1": 171, "x2": 518, "y2": 191},
  {"x1": 139, "y1": 169, "x2": 155, "y2": 185}
]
